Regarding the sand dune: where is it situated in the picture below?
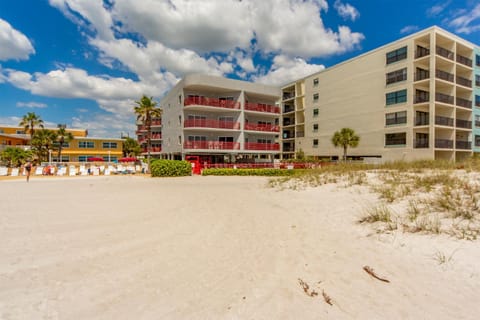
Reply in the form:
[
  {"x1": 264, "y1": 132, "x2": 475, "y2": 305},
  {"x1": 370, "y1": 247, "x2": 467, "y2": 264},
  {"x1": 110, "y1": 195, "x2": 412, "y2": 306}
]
[{"x1": 0, "y1": 175, "x2": 479, "y2": 319}]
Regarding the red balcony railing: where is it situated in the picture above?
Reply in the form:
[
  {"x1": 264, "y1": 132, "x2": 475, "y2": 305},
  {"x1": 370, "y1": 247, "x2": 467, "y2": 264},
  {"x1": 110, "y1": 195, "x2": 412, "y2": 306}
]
[
  {"x1": 184, "y1": 119, "x2": 240, "y2": 130},
  {"x1": 184, "y1": 141, "x2": 240, "y2": 150},
  {"x1": 138, "y1": 134, "x2": 162, "y2": 144},
  {"x1": 143, "y1": 147, "x2": 162, "y2": 153},
  {"x1": 244, "y1": 123, "x2": 280, "y2": 132},
  {"x1": 184, "y1": 96, "x2": 240, "y2": 109},
  {"x1": 244, "y1": 142, "x2": 280, "y2": 151},
  {"x1": 244, "y1": 102, "x2": 280, "y2": 114}
]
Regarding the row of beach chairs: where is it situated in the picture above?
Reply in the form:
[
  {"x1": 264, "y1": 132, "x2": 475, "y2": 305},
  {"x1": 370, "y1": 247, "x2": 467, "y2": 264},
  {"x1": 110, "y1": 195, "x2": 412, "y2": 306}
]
[{"x1": 0, "y1": 165, "x2": 144, "y2": 177}]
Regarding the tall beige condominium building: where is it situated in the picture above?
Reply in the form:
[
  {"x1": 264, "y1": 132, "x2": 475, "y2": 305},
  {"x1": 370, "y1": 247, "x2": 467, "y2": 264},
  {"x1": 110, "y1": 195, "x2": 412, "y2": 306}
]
[
  {"x1": 281, "y1": 26, "x2": 480, "y2": 162},
  {"x1": 159, "y1": 74, "x2": 281, "y2": 163}
]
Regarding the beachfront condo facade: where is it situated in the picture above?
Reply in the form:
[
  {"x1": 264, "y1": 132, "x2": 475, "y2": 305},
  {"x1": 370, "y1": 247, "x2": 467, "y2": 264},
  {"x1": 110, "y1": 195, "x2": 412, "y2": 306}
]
[
  {"x1": 153, "y1": 74, "x2": 281, "y2": 164},
  {"x1": 0, "y1": 125, "x2": 123, "y2": 162},
  {"x1": 281, "y1": 26, "x2": 480, "y2": 162}
]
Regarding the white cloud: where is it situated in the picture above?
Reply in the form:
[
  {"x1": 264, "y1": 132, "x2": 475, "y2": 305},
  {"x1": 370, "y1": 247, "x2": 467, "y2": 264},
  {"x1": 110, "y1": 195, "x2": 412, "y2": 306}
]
[
  {"x1": 253, "y1": 55, "x2": 325, "y2": 86},
  {"x1": 71, "y1": 113, "x2": 135, "y2": 138},
  {"x1": 0, "y1": 19, "x2": 35, "y2": 61},
  {"x1": 334, "y1": 1, "x2": 360, "y2": 21},
  {"x1": 400, "y1": 25, "x2": 419, "y2": 34},
  {"x1": 427, "y1": 1, "x2": 451, "y2": 17},
  {"x1": 1, "y1": 66, "x2": 177, "y2": 117},
  {"x1": 449, "y1": 3, "x2": 480, "y2": 34},
  {"x1": 16, "y1": 101, "x2": 48, "y2": 108}
]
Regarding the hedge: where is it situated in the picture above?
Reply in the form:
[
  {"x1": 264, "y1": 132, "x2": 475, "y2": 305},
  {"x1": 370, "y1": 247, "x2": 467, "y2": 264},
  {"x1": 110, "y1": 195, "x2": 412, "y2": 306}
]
[
  {"x1": 151, "y1": 160, "x2": 192, "y2": 177},
  {"x1": 201, "y1": 168, "x2": 297, "y2": 176}
]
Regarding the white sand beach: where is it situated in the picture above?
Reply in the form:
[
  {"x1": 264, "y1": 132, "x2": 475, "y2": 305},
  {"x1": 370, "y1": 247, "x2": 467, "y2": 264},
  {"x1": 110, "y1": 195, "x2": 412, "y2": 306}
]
[{"x1": 0, "y1": 175, "x2": 479, "y2": 319}]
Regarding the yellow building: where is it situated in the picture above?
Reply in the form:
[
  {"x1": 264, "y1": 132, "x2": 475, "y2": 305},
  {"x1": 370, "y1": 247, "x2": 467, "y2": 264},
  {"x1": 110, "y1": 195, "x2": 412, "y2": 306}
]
[{"x1": 0, "y1": 125, "x2": 124, "y2": 162}]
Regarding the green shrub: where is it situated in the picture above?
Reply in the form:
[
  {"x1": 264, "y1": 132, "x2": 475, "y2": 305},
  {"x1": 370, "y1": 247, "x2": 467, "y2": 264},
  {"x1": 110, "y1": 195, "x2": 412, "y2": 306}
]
[
  {"x1": 202, "y1": 168, "x2": 297, "y2": 176},
  {"x1": 151, "y1": 160, "x2": 191, "y2": 177}
]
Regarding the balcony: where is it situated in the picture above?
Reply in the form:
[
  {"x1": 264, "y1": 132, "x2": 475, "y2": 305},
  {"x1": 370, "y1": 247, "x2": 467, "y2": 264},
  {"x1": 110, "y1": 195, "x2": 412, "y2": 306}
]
[
  {"x1": 283, "y1": 93, "x2": 295, "y2": 100},
  {"x1": 415, "y1": 46, "x2": 430, "y2": 59},
  {"x1": 415, "y1": 69, "x2": 430, "y2": 81},
  {"x1": 435, "y1": 92, "x2": 454, "y2": 105},
  {"x1": 456, "y1": 119, "x2": 472, "y2": 129},
  {"x1": 184, "y1": 96, "x2": 240, "y2": 109},
  {"x1": 184, "y1": 141, "x2": 240, "y2": 150},
  {"x1": 282, "y1": 146, "x2": 295, "y2": 152},
  {"x1": 244, "y1": 123, "x2": 279, "y2": 132},
  {"x1": 456, "y1": 76, "x2": 472, "y2": 87},
  {"x1": 245, "y1": 102, "x2": 280, "y2": 114},
  {"x1": 476, "y1": 120, "x2": 480, "y2": 127},
  {"x1": 244, "y1": 142, "x2": 280, "y2": 151},
  {"x1": 436, "y1": 46, "x2": 454, "y2": 60},
  {"x1": 456, "y1": 140, "x2": 472, "y2": 150},
  {"x1": 435, "y1": 115, "x2": 454, "y2": 127},
  {"x1": 456, "y1": 55, "x2": 472, "y2": 67},
  {"x1": 151, "y1": 120, "x2": 162, "y2": 126},
  {"x1": 435, "y1": 139, "x2": 454, "y2": 148},
  {"x1": 142, "y1": 147, "x2": 162, "y2": 153},
  {"x1": 414, "y1": 91, "x2": 430, "y2": 103},
  {"x1": 296, "y1": 131, "x2": 305, "y2": 138},
  {"x1": 414, "y1": 140, "x2": 429, "y2": 148},
  {"x1": 139, "y1": 134, "x2": 162, "y2": 144},
  {"x1": 283, "y1": 105, "x2": 295, "y2": 113},
  {"x1": 184, "y1": 119, "x2": 240, "y2": 130},
  {"x1": 435, "y1": 69, "x2": 454, "y2": 83},
  {"x1": 456, "y1": 97, "x2": 472, "y2": 109},
  {"x1": 415, "y1": 117, "x2": 429, "y2": 126}
]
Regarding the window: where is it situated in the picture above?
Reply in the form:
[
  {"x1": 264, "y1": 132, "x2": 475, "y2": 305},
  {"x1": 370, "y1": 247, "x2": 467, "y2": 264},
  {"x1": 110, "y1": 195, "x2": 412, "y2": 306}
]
[
  {"x1": 78, "y1": 155, "x2": 92, "y2": 162},
  {"x1": 385, "y1": 132, "x2": 406, "y2": 146},
  {"x1": 103, "y1": 156, "x2": 117, "y2": 162},
  {"x1": 386, "y1": 111, "x2": 407, "y2": 126},
  {"x1": 313, "y1": 124, "x2": 318, "y2": 132},
  {"x1": 219, "y1": 136, "x2": 234, "y2": 142},
  {"x1": 79, "y1": 141, "x2": 95, "y2": 148},
  {"x1": 415, "y1": 111, "x2": 429, "y2": 126},
  {"x1": 313, "y1": 93, "x2": 319, "y2": 101},
  {"x1": 313, "y1": 78, "x2": 319, "y2": 86},
  {"x1": 257, "y1": 138, "x2": 272, "y2": 144},
  {"x1": 313, "y1": 108, "x2": 319, "y2": 117},
  {"x1": 476, "y1": 54, "x2": 480, "y2": 67},
  {"x1": 386, "y1": 68, "x2": 407, "y2": 85},
  {"x1": 386, "y1": 89, "x2": 407, "y2": 105},
  {"x1": 476, "y1": 75, "x2": 480, "y2": 87},
  {"x1": 476, "y1": 135, "x2": 480, "y2": 147},
  {"x1": 16, "y1": 130, "x2": 25, "y2": 134},
  {"x1": 386, "y1": 46, "x2": 407, "y2": 64},
  {"x1": 313, "y1": 139, "x2": 318, "y2": 147},
  {"x1": 178, "y1": 136, "x2": 182, "y2": 145},
  {"x1": 476, "y1": 95, "x2": 480, "y2": 107},
  {"x1": 102, "y1": 142, "x2": 117, "y2": 148},
  {"x1": 188, "y1": 135, "x2": 206, "y2": 141}
]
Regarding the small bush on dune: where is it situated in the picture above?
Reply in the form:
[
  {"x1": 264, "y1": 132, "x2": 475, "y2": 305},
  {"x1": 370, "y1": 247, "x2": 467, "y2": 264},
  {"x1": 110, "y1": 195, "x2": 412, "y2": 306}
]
[{"x1": 151, "y1": 160, "x2": 191, "y2": 177}]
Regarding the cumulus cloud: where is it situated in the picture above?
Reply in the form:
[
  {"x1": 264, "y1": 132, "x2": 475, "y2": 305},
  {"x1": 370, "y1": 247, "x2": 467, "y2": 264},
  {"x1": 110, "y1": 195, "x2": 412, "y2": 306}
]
[
  {"x1": 0, "y1": 19, "x2": 35, "y2": 61},
  {"x1": 334, "y1": 1, "x2": 360, "y2": 21},
  {"x1": 71, "y1": 113, "x2": 136, "y2": 138},
  {"x1": 16, "y1": 101, "x2": 48, "y2": 108},
  {"x1": 448, "y1": 3, "x2": 480, "y2": 34},
  {"x1": 1, "y1": 66, "x2": 177, "y2": 117},
  {"x1": 253, "y1": 55, "x2": 325, "y2": 86},
  {"x1": 400, "y1": 25, "x2": 419, "y2": 34}
]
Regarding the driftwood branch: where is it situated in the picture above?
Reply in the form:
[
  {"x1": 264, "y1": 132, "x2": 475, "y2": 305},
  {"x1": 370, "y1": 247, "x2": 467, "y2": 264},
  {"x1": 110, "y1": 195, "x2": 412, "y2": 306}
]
[{"x1": 363, "y1": 266, "x2": 390, "y2": 283}]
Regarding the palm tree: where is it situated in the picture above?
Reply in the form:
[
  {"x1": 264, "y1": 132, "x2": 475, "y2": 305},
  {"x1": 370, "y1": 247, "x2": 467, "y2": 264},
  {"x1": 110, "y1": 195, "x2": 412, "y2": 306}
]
[
  {"x1": 31, "y1": 129, "x2": 58, "y2": 162},
  {"x1": 331, "y1": 128, "x2": 360, "y2": 161},
  {"x1": 56, "y1": 125, "x2": 74, "y2": 162},
  {"x1": 122, "y1": 137, "x2": 142, "y2": 157},
  {"x1": 134, "y1": 95, "x2": 162, "y2": 172},
  {"x1": 19, "y1": 112, "x2": 44, "y2": 145}
]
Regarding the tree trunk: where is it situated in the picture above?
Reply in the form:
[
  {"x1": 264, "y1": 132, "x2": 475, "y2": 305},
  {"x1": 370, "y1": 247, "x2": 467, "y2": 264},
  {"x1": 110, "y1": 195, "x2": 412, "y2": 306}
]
[
  {"x1": 146, "y1": 119, "x2": 151, "y2": 174},
  {"x1": 343, "y1": 145, "x2": 347, "y2": 162}
]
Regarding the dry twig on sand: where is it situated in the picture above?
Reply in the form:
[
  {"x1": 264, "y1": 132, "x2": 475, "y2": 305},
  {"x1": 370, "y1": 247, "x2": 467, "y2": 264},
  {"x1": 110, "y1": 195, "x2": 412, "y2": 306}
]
[
  {"x1": 298, "y1": 278, "x2": 318, "y2": 297},
  {"x1": 363, "y1": 266, "x2": 390, "y2": 283},
  {"x1": 322, "y1": 290, "x2": 333, "y2": 305}
]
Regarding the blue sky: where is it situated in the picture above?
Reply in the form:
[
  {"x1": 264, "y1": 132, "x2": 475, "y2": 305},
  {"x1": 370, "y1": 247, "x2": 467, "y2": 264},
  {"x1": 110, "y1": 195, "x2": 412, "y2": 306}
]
[{"x1": 0, "y1": 0, "x2": 479, "y2": 137}]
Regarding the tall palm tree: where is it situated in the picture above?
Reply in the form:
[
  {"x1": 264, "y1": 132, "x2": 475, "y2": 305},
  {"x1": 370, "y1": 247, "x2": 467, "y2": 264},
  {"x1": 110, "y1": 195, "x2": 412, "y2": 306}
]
[
  {"x1": 31, "y1": 129, "x2": 58, "y2": 162},
  {"x1": 56, "y1": 125, "x2": 74, "y2": 162},
  {"x1": 19, "y1": 112, "x2": 44, "y2": 145},
  {"x1": 134, "y1": 95, "x2": 162, "y2": 172},
  {"x1": 331, "y1": 128, "x2": 360, "y2": 161}
]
